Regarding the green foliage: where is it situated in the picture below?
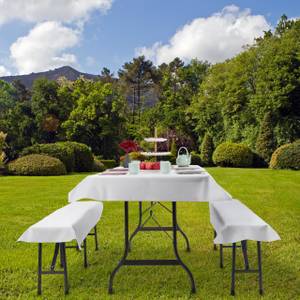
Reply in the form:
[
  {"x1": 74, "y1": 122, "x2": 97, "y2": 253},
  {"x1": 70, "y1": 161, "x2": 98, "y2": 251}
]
[
  {"x1": 62, "y1": 141, "x2": 94, "y2": 172},
  {"x1": 0, "y1": 131, "x2": 7, "y2": 168},
  {"x1": 129, "y1": 152, "x2": 145, "y2": 161},
  {"x1": 92, "y1": 157, "x2": 106, "y2": 172},
  {"x1": 200, "y1": 133, "x2": 214, "y2": 166},
  {"x1": 191, "y1": 151, "x2": 202, "y2": 166},
  {"x1": 100, "y1": 159, "x2": 117, "y2": 169},
  {"x1": 270, "y1": 140, "x2": 300, "y2": 169},
  {"x1": 213, "y1": 142, "x2": 253, "y2": 167},
  {"x1": 21, "y1": 143, "x2": 75, "y2": 172},
  {"x1": 7, "y1": 154, "x2": 66, "y2": 176},
  {"x1": 255, "y1": 112, "x2": 276, "y2": 162},
  {"x1": 170, "y1": 139, "x2": 177, "y2": 157},
  {"x1": 62, "y1": 79, "x2": 127, "y2": 158}
]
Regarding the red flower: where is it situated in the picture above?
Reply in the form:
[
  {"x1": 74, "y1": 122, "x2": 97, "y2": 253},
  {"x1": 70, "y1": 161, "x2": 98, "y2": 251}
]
[{"x1": 119, "y1": 140, "x2": 138, "y2": 153}]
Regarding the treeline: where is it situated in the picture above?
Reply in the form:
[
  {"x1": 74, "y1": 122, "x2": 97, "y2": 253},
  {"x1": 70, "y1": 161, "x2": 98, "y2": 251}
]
[{"x1": 0, "y1": 15, "x2": 299, "y2": 162}]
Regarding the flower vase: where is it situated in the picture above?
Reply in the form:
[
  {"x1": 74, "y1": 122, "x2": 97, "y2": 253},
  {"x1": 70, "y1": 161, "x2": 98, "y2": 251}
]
[{"x1": 123, "y1": 153, "x2": 130, "y2": 168}]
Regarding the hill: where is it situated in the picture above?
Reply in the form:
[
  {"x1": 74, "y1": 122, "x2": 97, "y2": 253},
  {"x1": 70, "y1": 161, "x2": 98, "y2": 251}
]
[{"x1": 0, "y1": 66, "x2": 99, "y2": 88}]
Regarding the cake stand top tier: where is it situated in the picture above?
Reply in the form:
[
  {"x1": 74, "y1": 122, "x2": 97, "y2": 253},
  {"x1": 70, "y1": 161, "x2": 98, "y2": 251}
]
[{"x1": 144, "y1": 137, "x2": 167, "y2": 143}]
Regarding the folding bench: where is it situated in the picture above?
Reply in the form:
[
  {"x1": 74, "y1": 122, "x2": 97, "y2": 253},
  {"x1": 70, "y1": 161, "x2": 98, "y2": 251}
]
[
  {"x1": 209, "y1": 199, "x2": 280, "y2": 296},
  {"x1": 18, "y1": 201, "x2": 103, "y2": 295}
]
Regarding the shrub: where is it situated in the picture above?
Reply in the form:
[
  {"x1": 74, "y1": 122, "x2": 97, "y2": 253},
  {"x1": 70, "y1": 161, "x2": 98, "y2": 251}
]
[
  {"x1": 129, "y1": 152, "x2": 145, "y2": 161},
  {"x1": 256, "y1": 112, "x2": 276, "y2": 162},
  {"x1": 92, "y1": 157, "x2": 106, "y2": 172},
  {"x1": 100, "y1": 159, "x2": 117, "y2": 169},
  {"x1": 213, "y1": 142, "x2": 253, "y2": 167},
  {"x1": 61, "y1": 142, "x2": 94, "y2": 172},
  {"x1": 191, "y1": 151, "x2": 202, "y2": 166},
  {"x1": 200, "y1": 133, "x2": 214, "y2": 166},
  {"x1": 21, "y1": 143, "x2": 75, "y2": 172},
  {"x1": 8, "y1": 154, "x2": 66, "y2": 176},
  {"x1": 270, "y1": 140, "x2": 300, "y2": 170}
]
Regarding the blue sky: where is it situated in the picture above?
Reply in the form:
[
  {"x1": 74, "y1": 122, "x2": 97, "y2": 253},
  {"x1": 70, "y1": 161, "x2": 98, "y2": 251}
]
[{"x1": 0, "y1": 0, "x2": 299, "y2": 76}]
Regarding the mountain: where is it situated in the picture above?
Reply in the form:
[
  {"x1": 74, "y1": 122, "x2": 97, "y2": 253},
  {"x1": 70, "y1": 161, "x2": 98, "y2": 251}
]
[{"x1": 0, "y1": 66, "x2": 100, "y2": 88}]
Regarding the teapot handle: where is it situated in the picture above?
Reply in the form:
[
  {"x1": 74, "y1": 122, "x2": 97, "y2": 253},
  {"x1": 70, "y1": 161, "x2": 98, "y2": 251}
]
[{"x1": 177, "y1": 147, "x2": 189, "y2": 156}]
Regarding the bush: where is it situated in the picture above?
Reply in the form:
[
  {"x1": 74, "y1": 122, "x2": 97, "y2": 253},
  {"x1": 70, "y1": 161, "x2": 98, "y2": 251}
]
[
  {"x1": 61, "y1": 142, "x2": 94, "y2": 172},
  {"x1": 200, "y1": 133, "x2": 214, "y2": 166},
  {"x1": 129, "y1": 152, "x2": 145, "y2": 161},
  {"x1": 213, "y1": 142, "x2": 253, "y2": 167},
  {"x1": 21, "y1": 143, "x2": 75, "y2": 172},
  {"x1": 8, "y1": 154, "x2": 66, "y2": 176},
  {"x1": 92, "y1": 157, "x2": 106, "y2": 172},
  {"x1": 100, "y1": 159, "x2": 117, "y2": 169},
  {"x1": 270, "y1": 140, "x2": 300, "y2": 170},
  {"x1": 191, "y1": 151, "x2": 202, "y2": 166}
]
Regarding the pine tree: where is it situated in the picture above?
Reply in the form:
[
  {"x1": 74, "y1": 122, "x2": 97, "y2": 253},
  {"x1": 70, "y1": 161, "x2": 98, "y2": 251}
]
[
  {"x1": 200, "y1": 133, "x2": 214, "y2": 166},
  {"x1": 256, "y1": 112, "x2": 276, "y2": 162}
]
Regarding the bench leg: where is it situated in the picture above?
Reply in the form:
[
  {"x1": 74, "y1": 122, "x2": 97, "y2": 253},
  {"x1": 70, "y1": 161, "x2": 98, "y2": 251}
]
[
  {"x1": 213, "y1": 230, "x2": 217, "y2": 250},
  {"x1": 38, "y1": 243, "x2": 42, "y2": 295},
  {"x1": 50, "y1": 243, "x2": 60, "y2": 271},
  {"x1": 60, "y1": 243, "x2": 69, "y2": 295},
  {"x1": 94, "y1": 226, "x2": 99, "y2": 251},
  {"x1": 231, "y1": 243, "x2": 236, "y2": 296},
  {"x1": 257, "y1": 242, "x2": 263, "y2": 295},
  {"x1": 241, "y1": 240, "x2": 249, "y2": 270},
  {"x1": 83, "y1": 239, "x2": 88, "y2": 268},
  {"x1": 220, "y1": 244, "x2": 224, "y2": 268}
]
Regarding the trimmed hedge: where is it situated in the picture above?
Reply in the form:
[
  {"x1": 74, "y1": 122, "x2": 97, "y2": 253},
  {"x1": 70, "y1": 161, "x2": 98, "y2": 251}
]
[
  {"x1": 8, "y1": 154, "x2": 66, "y2": 176},
  {"x1": 270, "y1": 140, "x2": 300, "y2": 170},
  {"x1": 191, "y1": 151, "x2": 202, "y2": 166},
  {"x1": 213, "y1": 142, "x2": 253, "y2": 167},
  {"x1": 200, "y1": 133, "x2": 214, "y2": 166},
  {"x1": 62, "y1": 142, "x2": 94, "y2": 172},
  {"x1": 92, "y1": 158, "x2": 106, "y2": 172},
  {"x1": 100, "y1": 159, "x2": 117, "y2": 169},
  {"x1": 21, "y1": 143, "x2": 75, "y2": 172}
]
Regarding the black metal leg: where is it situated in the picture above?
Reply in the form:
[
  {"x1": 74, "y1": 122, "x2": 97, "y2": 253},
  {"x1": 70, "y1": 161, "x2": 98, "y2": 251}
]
[
  {"x1": 94, "y1": 226, "x2": 99, "y2": 251},
  {"x1": 213, "y1": 230, "x2": 217, "y2": 250},
  {"x1": 84, "y1": 239, "x2": 88, "y2": 268},
  {"x1": 60, "y1": 243, "x2": 69, "y2": 295},
  {"x1": 128, "y1": 202, "x2": 142, "y2": 251},
  {"x1": 37, "y1": 243, "x2": 42, "y2": 295},
  {"x1": 171, "y1": 202, "x2": 196, "y2": 294},
  {"x1": 241, "y1": 240, "x2": 249, "y2": 270},
  {"x1": 108, "y1": 201, "x2": 129, "y2": 294},
  {"x1": 257, "y1": 242, "x2": 263, "y2": 295},
  {"x1": 231, "y1": 243, "x2": 236, "y2": 296},
  {"x1": 50, "y1": 243, "x2": 60, "y2": 271},
  {"x1": 177, "y1": 224, "x2": 191, "y2": 252},
  {"x1": 220, "y1": 244, "x2": 224, "y2": 268}
]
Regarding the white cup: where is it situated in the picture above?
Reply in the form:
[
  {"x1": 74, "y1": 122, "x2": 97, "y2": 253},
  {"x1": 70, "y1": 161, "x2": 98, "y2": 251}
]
[
  {"x1": 160, "y1": 161, "x2": 171, "y2": 174},
  {"x1": 129, "y1": 161, "x2": 140, "y2": 175}
]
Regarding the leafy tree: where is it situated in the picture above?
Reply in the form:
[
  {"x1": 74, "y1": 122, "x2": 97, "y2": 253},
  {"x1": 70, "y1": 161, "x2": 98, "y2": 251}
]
[
  {"x1": 256, "y1": 112, "x2": 276, "y2": 162},
  {"x1": 200, "y1": 133, "x2": 214, "y2": 166},
  {"x1": 62, "y1": 79, "x2": 127, "y2": 158}
]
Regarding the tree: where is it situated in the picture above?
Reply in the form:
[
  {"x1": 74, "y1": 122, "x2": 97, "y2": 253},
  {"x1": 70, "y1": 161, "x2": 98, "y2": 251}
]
[
  {"x1": 118, "y1": 56, "x2": 158, "y2": 123},
  {"x1": 200, "y1": 133, "x2": 214, "y2": 166},
  {"x1": 62, "y1": 79, "x2": 127, "y2": 158},
  {"x1": 256, "y1": 112, "x2": 276, "y2": 162}
]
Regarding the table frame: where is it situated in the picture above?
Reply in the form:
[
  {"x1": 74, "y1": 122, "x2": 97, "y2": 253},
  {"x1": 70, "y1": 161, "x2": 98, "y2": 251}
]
[{"x1": 108, "y1": 201, "x2": 196, "y2": 294}]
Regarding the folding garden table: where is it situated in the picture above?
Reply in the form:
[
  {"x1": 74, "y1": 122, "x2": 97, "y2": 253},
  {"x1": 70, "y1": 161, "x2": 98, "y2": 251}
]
[{"x1": 68, "y1": 166, "x2": 232, "y2": 294}]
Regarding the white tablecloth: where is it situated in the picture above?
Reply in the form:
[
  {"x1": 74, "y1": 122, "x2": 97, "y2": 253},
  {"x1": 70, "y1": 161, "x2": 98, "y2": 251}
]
[
  {"x1": 68, "y1": 167, "x2": 232, "y2": 202},
  {"x1": 18, "y1": 201, "x2": 103, "y2": 247}
]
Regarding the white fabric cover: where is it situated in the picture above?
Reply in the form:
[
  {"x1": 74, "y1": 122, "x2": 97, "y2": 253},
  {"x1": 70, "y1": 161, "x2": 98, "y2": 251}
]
[
  {"x1": 18, "y1": 201, "x2": 103, "y2": 247},
  {"x1": 210, "y1": 199, "x2": 280, "y2": 244},
  {"x1": 68, "y1": 167, "x2": 232, "y2": 203}
]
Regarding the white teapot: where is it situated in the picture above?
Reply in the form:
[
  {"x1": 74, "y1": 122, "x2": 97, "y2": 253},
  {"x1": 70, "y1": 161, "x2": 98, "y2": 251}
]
[{"x1": 176, "y1": 147, "x2": 191, "y2": 167}]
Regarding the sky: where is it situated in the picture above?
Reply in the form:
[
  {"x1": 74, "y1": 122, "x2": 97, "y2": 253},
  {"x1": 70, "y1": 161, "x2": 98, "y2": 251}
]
[{"x1": 0, "y1": 0, "x2": 299, "y2": 76}]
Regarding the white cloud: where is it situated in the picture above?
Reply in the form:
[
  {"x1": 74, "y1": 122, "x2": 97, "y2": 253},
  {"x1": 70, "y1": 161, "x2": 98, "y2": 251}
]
[
  {"x1": 0, "y1": 0, "x2": 113, "y2": 25},
  {"x1": 0, "y1": 65, "x2": 11, "y2": 76},
  {"x1": 10, "y1": 22, "x2": 80, "y2": 74},
  {"x1": 136, "y1": 5, "x2": 271, "y2": 64}
]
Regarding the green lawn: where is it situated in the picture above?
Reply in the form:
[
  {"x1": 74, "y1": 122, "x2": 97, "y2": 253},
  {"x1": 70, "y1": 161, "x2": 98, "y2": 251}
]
[{"x1": 0, "y1": 168, "x2": 299, "y2": 299}]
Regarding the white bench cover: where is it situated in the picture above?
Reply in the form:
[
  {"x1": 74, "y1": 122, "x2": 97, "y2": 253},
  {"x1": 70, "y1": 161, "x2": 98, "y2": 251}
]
[
  {"x1": 210, "y1": 199, "x2": 280, "y2": 244},
  {"x1": 18, "y1": 201, "x2": 103, "y2": 247}
]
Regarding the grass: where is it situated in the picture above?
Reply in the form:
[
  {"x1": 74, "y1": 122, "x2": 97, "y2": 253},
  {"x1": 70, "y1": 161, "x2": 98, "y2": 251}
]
[{"x1": 0, "y1": 168, "x2": 299, "y2": 299}]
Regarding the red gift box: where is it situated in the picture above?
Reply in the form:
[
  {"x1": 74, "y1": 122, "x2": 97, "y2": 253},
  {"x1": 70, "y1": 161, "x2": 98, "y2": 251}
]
[{"x1": 140, "y1": 162, "x2": 160, "y2": 170}]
